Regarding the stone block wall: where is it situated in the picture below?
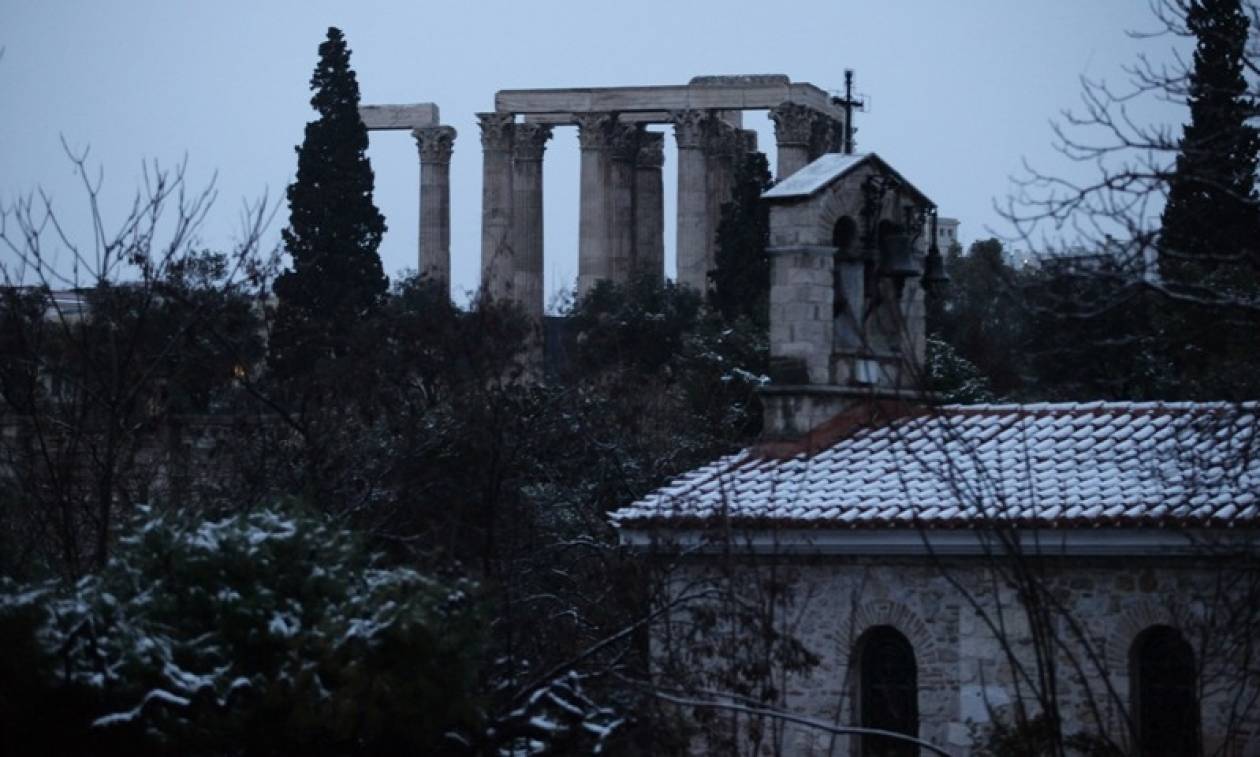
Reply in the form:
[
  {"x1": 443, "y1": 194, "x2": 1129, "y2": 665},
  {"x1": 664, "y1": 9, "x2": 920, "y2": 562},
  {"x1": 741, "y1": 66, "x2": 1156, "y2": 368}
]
[
  {"x1": 768, "y1": 247, "x2": 835, "y2": 385},
  {"x1": 659, "y1": 554, "x2": 1260, "y2": 756}
]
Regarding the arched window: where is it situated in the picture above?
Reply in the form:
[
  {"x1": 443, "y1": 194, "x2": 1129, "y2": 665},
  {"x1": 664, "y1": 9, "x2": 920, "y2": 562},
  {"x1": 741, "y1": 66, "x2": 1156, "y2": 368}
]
[
  {"x1": 856, "y1": 625, "x2": 918, "y2": 757},
  {"x1": 832, "y1": 215, "x2": 858, "y2": 255},
  {"x1": 1131, "y1": 625, "x2": 1199, "y2": 756}
]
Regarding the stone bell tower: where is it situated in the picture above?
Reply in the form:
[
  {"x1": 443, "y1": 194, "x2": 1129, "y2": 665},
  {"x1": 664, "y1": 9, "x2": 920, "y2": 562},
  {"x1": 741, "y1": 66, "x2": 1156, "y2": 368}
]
[{"x1": 758, "y1": 153, "x2": 946, "y2": 438}]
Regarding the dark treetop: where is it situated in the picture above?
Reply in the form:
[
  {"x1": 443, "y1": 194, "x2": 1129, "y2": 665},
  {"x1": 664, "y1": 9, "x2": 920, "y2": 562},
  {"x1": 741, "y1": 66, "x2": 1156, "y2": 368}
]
[{"x1": 273, "y1": 27, "x2": 388, "y2": 373}]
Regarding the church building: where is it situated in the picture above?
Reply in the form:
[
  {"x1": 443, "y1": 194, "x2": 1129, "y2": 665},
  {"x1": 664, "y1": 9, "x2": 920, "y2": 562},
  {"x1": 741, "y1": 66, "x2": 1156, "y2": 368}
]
[{"x1": 612, "y1": 152, "x2": 1260, "y2": 756}]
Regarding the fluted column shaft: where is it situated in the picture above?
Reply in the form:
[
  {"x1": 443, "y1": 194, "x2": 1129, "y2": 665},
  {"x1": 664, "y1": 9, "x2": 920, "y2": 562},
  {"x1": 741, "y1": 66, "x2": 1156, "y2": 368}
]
[
  {"x1": 672, "y1": 109, "x2": 712, "y2": 292},
  {"x1": 705, "y1": 121, "x2": 740, "y2": 287},
  {"x1": 633, "y1": 132, "x2": 665, "y2": 282},
  {"x1": 511, "y1": 123, "x2": 552, "y2": 320},
  {"x1": 576, "y1": 113, "x2": 615, "y2": 297},
  {"x1": 738, "y1": 128, "x2": 759, "y2": 154},
  {"x1": 412, "y1": 126, "x2": 456, "y2": 290},
  {"x1": 608, "y1": 122, "x2": 640, "y2": 285},
  {"x1": 478, "y1": 113, "x2": 515, "y2": 300},
  {"x1": 769, "y1": 102, "x2": 815, "y2": 180}
]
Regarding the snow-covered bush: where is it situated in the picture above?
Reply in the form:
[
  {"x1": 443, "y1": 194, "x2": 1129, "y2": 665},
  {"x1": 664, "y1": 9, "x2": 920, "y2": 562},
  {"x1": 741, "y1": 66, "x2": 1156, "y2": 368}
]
[
  {"x1": 927, "y1": 336, "x2": 997, "y2": 404},
  {"x1": 0, "y1": 503, "x2": 483, "y2": 755}
]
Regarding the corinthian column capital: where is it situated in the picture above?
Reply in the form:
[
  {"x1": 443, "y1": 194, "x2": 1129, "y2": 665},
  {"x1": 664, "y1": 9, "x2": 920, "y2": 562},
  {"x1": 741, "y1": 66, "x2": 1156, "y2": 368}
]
[
  {"x1": 671, "y1": 109, "x2": 712, "y2": 149},
  {"x1": 413, "y1": 125, "x2": 457, "y2": 164},
  {"x1": 636, "y1": 131, "x2": 665, "y2": 169},
  {"x1": 810, "y1": 116, "x2": 846, "y2": 156},
  {"x1": 574, "y1": 112, "x2": 616, "y2": 150},
  {"x1": 477, "y1": 112, "x2": 515, "y2": 152},
  {"x1": 512, "y1": 123, "x2": 554, "y2": 161},
  {"x1": 608, "y1": 122, "x2": 642, "y2": 162},
  {"x1": 738, "y1": 128, "x2": 759, "y2": 154},
  {"x1": 769, "y1": 102, "x2": 817, "y2": 146},
  {"x1": 705, "y1": 119, "x2": 741, "y2": 156}
]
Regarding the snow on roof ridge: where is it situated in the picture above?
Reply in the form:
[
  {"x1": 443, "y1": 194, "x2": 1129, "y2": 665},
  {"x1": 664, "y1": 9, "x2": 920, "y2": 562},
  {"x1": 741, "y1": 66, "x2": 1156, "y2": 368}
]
[
  {"x1": 612, "y1": 400, "x2": 1260, "y2": 529},
  {"x1": 939, "y1": 400, "x2": 1258, "y2": 414}
]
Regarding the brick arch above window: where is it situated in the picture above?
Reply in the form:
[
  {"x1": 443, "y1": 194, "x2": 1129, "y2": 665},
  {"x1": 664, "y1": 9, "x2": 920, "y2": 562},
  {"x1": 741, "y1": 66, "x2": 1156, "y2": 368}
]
[
  {"x1": 1106, "y1": 601, "x2": 1183, "y2": 674},
  {"x1": 842, "y1": 601, "x2": 938, "y2": 671}
]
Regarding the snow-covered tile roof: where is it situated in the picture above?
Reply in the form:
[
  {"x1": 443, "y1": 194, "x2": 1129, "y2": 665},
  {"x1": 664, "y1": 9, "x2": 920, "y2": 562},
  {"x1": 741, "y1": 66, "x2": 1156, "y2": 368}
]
[
  {"x1": 611, "y1": 402, "x2": 1260, "y2": 530},
  {"x1": 762, "y1": 154, "x2": 870, "y2": 199},
  {"x1": 761, "y1": 152, "x2": 931, "y2": 205}
]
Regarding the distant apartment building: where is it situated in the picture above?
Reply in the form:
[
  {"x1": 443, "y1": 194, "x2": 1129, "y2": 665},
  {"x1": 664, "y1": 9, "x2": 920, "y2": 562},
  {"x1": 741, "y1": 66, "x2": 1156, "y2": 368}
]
[{"x1": 934, "y1": 216, "x2": 960, "y2": 251}]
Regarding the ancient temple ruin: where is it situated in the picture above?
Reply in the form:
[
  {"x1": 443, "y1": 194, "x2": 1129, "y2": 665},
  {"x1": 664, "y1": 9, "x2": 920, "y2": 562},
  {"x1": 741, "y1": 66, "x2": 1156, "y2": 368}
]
[
  {"x1": 359, "y1": 103, "x2": 456, "y2": 286},
  {"x1": 361, "y1": 74, "x2": 859, "y2": 319},
  {"x1": 485, "y1": 75, "x2": 848, "y2": 310}
]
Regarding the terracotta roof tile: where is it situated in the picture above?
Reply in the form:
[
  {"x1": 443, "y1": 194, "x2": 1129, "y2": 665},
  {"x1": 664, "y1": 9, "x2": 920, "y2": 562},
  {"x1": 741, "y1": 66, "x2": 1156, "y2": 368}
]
[{"x1": 612, "y1": 401, "x2": 1260, "y2": 530}]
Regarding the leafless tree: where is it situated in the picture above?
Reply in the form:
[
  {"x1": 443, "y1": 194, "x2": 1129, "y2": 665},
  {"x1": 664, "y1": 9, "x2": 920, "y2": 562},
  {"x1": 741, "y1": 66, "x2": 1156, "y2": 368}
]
[
  {"x1": 0, "y1": 142, "x2": 276, "y2": 577},
  {"x1": 1001, "y1": 0, "x2": 1258, "y2": 292}
]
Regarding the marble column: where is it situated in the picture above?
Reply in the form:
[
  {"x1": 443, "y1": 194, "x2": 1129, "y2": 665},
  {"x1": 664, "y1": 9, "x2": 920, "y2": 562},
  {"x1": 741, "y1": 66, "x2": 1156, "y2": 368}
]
[
  {"x1": 769, "y1": 102, "x2": 816, "y2": 180},
  {"x1": 575, "y1": 112, "x2": 615, "y2": 297},
  {"x1": 633, "y1": 131, "x2": 665, "y2": 281},
  {"x1": 412, "y1": 125, "x2": 456, "y2": 289},
  {"x1": 478, "y1": 113, "x2": 515, "y2": 300},
  {"x1": 705, "y1": 121, "x2": 739, "y2": 285},
  {"x1": 739, "y1": 128, "x2": 759, "y2": 154},
  {"x1": 608, "y1": 122, "x2": 640, "y2": 285},
  {"x1": 511, "y1": 123, "x2": 552, "y2": 320},
  {"x1": 830, "y1": 117, "x2": 847, "y2": 153},
  {"x1": 810, "y1": 115, "x2": 845, "y2": 160},
  {"x1": 672, "y1": 109, "x2": 712, "y2": 292}
]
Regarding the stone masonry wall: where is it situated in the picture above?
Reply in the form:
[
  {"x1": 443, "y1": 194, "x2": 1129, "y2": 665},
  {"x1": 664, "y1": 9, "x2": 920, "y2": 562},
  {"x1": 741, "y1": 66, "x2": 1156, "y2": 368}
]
[{"x1": 661, "y1": 554, "x2": 1260, "y2": 756}]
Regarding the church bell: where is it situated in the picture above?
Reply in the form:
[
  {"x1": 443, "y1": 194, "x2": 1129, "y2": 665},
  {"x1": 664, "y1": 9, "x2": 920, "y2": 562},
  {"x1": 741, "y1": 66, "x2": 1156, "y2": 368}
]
[
  {"x1": 879, "y1": 227, "x2": 919, "y2": 279},
  {"x1": 922, "y1": 243, "x2": 949, "y2": 290}
]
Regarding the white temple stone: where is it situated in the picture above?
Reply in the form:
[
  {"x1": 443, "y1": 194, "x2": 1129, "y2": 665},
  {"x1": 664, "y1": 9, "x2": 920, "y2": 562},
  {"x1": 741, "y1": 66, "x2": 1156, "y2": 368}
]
[
  {"x1": 412, "y1": 125, "x2": 456, "y2": 290},
  {"x1": 511, "y1": 123, "x2": 552, "y2": 320},
  {"x1": 478, "y1": 113, "x2": 515, "y2": 300}
]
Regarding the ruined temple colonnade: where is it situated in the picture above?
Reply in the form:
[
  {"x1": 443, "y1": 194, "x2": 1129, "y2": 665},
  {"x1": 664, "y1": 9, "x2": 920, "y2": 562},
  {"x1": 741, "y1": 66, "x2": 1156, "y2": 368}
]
[
  {"x1": 485, "y1": 75, "x2": 849, "y2": 317},
  {"x1": 362, "y1": 76, "x2": 849, "y2": 319}
]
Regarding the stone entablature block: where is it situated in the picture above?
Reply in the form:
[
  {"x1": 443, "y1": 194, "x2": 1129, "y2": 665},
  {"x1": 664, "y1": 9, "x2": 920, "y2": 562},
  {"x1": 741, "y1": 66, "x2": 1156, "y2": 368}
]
[
  {"x1": 358, "y1": 102, "x2": 439, "y2": 130},
  {"x1": 495, "y1": 75, "x2": 845, "y2": 122}
]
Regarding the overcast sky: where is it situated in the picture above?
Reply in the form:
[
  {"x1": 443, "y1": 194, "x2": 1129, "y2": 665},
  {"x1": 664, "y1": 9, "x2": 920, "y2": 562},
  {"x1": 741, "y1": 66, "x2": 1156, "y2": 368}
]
[{"x1": 1, "y1": 1, "x2": 1187, "y2": 303}]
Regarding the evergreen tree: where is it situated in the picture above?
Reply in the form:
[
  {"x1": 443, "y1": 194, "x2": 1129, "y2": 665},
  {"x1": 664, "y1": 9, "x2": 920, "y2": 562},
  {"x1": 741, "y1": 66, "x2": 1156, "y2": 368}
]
[
  {"x1": 933, "y1": 239, "x2": 1028, "y2": 397},
  {"x1": 925, "y1": 337, "x2": 995, "y2": 404},
  {"x1": 1156, "y1": 0, "x2": 1260, "y2": 398},
  {"x1": 0, "y1": 504, "x2": 484, "y2": 755},
  {"x1": 1159, "y1": 0, "x2": 1260, "y2": 285},
  {"x1": 272, "y1": 27, "x2": 387, "y2": 376},
  {"x1": 709, "y1": 152, "x2": 774, "y2": 327},
  {"x1": 1022, "y1": 258, "x2": 1170, "y2": 401}
]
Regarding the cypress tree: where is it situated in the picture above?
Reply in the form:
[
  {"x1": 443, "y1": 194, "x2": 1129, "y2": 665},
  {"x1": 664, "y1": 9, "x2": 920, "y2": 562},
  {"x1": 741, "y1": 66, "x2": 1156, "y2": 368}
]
[
  {"x1": 708, "y1": 151, "x2": 774, "y2": 326},
  {"x1": 1156, "y1": 0, "x2": 1260, "y2": 397},
  {"x1": 1159, "y1": 0, "x2": 1260, "y2": 287},
  {"x1": 272, "y1": 27, "x2": 387, "y2": 376}
]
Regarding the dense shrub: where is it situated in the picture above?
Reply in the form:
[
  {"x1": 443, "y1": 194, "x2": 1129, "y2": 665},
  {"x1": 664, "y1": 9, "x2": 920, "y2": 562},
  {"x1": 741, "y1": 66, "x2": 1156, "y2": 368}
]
[{"x1": 0, "y1": 503, "x2": 483, "y2": 756}]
